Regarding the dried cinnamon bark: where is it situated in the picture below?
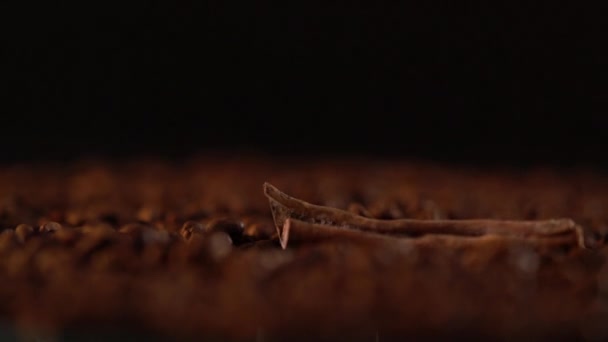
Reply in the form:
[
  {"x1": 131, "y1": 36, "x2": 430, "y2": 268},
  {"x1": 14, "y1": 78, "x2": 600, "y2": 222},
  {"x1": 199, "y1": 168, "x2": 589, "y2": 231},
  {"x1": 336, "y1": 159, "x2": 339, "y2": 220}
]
[
  {"x1": 263, "y1": 183, "x2": 592, "y2": 249},
  {"x1": 279, "y1": 218, "x2": 582, "y2": 250}
]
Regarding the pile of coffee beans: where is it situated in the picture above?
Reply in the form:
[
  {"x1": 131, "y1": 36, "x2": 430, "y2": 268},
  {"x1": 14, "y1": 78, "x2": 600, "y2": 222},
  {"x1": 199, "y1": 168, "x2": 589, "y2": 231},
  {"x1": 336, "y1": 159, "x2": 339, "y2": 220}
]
[{"x1": 0, "y1": 158, "x2": 607, "y2": 340}]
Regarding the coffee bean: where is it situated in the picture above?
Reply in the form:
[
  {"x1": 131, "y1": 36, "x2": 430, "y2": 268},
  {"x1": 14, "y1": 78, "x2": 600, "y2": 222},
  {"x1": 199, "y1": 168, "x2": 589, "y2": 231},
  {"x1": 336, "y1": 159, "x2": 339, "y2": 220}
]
[
  {"x1": 206, "y1": 231, "x2": 233, "y2": 261},
  {"x1": 180, "y1": 221, "x2": 204, "y2": 240},
  {"x1": 185, "y1": 233, "x2": 206, "y2": 260},
  {"x1": 0, "y1": 230, "x2": 17, "y2": 252},
  {"x1": 205, "y1": 218, "x2": 244, "y2": 244},
  {"x1": 77, "y1": 225, "x2": 118, "y2": 257},
  {"x1": 119, "y1": 223, "x2": 149, "y2": 237},
  {"x1": 243, "y1": 222, "x2": 275, "y2": 241},
  {"x1": 142, "y1": 229, "x2": 170, "y2": 245},
  {"x1": 82, "y1": 223, "x2": 116, "y2": 236},
  {"x1": 53, "y1": 228, "x2": 80, "y2": 245},
  {"x1": 65, "y1": 210, "x2": 84, "y2": 226},
  {"x1": 15, "y1": 224, "x2": 34, "y2": 243},
  {"x1": 39, "y1": 221, "x2": 62, "y2": 234},
  {"x1": 137, "y1": 207, "x2": 159, "y2": 223}
]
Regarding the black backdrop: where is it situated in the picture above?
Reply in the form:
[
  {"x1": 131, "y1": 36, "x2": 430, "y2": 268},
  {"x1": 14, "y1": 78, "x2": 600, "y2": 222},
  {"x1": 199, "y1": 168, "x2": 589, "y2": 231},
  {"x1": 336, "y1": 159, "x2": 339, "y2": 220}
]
[{"x1": 2, "y1": 2, "x2": 607, "y2": 165}]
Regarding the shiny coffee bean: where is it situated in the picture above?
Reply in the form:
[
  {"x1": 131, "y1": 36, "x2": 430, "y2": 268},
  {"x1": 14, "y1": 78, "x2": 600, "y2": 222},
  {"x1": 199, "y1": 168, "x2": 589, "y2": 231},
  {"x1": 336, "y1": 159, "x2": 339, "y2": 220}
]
[
  {"x1": 15, "y1": 224, "x2": 34, "y2": 243},
  {"x1": 206, "y1": 231, "x2": 233, "y2": 261},
  {"x1": 205, "y1": 218, "x2": 245, "y2": 244},
  {"x1": 39, "y1": 221, "x2": 62, "y2": 234},
  {"x1": 180, "y1": 221, "x2": 204, "y2": 240}
]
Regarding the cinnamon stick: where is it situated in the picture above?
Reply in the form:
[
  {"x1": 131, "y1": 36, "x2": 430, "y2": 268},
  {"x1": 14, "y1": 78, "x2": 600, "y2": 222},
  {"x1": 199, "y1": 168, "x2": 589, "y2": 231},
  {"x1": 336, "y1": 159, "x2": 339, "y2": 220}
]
[
  {"x1": 263, "y1": 182, "x2": 592, "y2": 249},
  {"x1": 279, "y1": 218, "x2": 581, "y2": 250}
]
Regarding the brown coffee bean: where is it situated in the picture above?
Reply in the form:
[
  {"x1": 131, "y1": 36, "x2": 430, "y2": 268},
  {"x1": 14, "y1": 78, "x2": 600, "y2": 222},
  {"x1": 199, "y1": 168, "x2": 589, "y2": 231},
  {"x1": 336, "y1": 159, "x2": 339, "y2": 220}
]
[
  {"x1": 77, "y1": 225, "x2": 118, "y2": 257},
  {"x1": 15, "y1": 224, "x2": 34, "y2": 243},
  {"x1": 119, "y1": 223, "x2": 149, "y2": 237},
  {"x1": 184, "y1": 233, "x2": 206, "y2": 262},
  {"x1": 53, "y1": 228, "x2": 80, "y2": 245},
  {"x1": 39, "y1": 221, "x2": 62, "y2": 234},
  {"x1": 243, "y1": 223, "x2": 274, "y2": 241},
  {"x1": 205, "y1": 218, "x2": 244, "y2": 244},
  {"x1": 118, "y1": 223, "x2": 154, "y2": 250},
  {"x1": 65, "y1": 210, "x2": 84, "y2": 226},
  {"x1": 0, "y1": 230, "x2": 17, "y2": 252},
  {"x1": 182, "y1": 231, "x2": 233, "y2": 264},
  {"x1": 82, "y1": 223, "x2": 116, "y2": 236},
  {"x1": 180, "y1": 221, "x2": 204, "y2": 240},
  {"x1": 206, "y1": 231, "x2": 233, "y2": 261},
  {"x1": 142, "y1": 229, "x2": 170, "y2": 245},
  {"x1": 137, "y1": 206, "x2": 160, "y2": 223}
]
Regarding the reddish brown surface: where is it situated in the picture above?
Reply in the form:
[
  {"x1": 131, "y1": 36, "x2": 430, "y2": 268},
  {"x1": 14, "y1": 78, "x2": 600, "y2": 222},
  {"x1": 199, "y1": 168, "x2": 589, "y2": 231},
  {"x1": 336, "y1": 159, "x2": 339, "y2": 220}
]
[{"x1": 0, "y1": 157, "x2": 607, "y2": 340}]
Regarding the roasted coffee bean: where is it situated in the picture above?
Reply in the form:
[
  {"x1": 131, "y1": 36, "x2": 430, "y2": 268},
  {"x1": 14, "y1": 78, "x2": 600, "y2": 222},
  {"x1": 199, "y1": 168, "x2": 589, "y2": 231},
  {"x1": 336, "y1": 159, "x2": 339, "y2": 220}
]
[
  {"x1": 183, "y1": 231, "x2": 233, "y2": 263},
  {"x1": 15, "y1": 224, "x2": 34, "y2": 243},
  {"x1": 82, "y1": 223, "x2": 116, "y2": 236},
  {"x1": 185, "y1": 233, "x2": 206, "y2": 261},
  {"x1": 206, "y1": 231, "x2": 233, "y2": 261},
  {"x1": 137, "y1": 207, "x2": 160, "y2": 223},
  {"x1": 243, "y1": 223, "x2": 274, "y2": 241},
  {"x1": 142, "y1": 229, "x2": 170, "y2": 246},
  {"x1": 53, "y1": 228, "x2": 80, "y2": 245},
  {"x1": 180, "y1": 221, "x2": 204, "y2": 240},
  {"x1": 39, "y1": 221, "x2": 62, "y2": 234},
  {"x1": 65, "y1": 210, "x2": 84, "y2": 226},
  {"x1": 0, "y1": 230, "x2": 17, "y2": 252},
  {"x1": 76, "y1": 226, "x2": 118, "y2": 258},
  {"x1": 118, "y1": 223, "x2": 160, "y2": 250},
  {"x1": 119, "y1": 223, "x2": 149, "y2": 237},
  {"x1": 205, "y1": 218, "x2": 244, "y2": 244}
]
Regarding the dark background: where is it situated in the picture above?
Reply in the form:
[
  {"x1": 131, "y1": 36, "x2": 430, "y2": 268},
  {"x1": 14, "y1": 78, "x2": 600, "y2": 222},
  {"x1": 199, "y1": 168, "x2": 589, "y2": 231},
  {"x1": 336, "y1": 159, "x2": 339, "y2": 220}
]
[{"x1": 1, "y1": 2, "x2": 607, "y2": 166}]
